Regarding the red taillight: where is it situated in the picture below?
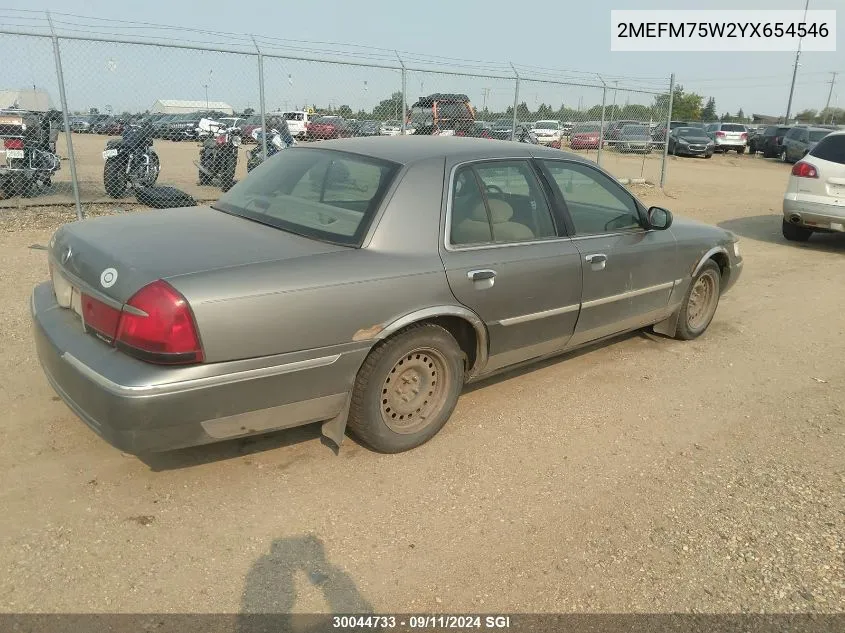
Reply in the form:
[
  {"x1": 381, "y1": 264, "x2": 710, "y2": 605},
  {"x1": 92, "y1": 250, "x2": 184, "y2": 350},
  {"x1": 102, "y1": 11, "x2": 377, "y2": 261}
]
[
  {"x1": 81, "y1": 294, "x2": 122, "y2": 341},
  {"x1": 716, "y1": 131, "x2": 726, "y2": 138},
  {"x1": 215, "y1": 134, "x2": 227, "y2": 145},
  {"x1": 791, "y1": 161, "x2": 818, "y2": 178},
  {"x1": 4, "y1": 138, "x2": 23, "y2": 149},
  {"x1": 740, "y1": 132, "x2": 748, "y2": 140},
  {"x1": 115, "y1": 280, "x2": 204, "y2": 364}
]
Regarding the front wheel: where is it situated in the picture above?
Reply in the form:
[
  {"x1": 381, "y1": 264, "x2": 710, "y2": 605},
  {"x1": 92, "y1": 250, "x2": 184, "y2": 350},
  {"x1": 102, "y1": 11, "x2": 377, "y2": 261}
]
[
  {"x1": 104, "y1": 158, "x2": 127, "y2": 198},
  {"x1": 780, "y1": 148, "x2": 789, "y2": 163},
  {"x1": 673, "y1": 260, "x2": 722, "y2": 341},
  {"x1": 347, "y1": 323, "x2": 465, "y2": 453},
  {"x1": 219, "y1": 150, "x2": 237, "y2": 192},
  {"x1": 782, "y1": 219, "x2": 812, "y2": 242}
]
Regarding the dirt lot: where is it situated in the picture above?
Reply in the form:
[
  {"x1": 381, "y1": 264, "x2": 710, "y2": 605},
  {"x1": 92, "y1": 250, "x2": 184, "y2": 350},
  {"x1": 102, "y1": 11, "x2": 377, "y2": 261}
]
[{"x1": 0, "y1": 150, "x2": 843, "y2": 615}]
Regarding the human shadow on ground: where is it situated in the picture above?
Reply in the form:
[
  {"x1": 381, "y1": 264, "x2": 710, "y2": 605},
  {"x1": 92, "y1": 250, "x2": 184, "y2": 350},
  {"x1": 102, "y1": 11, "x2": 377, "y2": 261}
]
[{"x1": 237, "y1": 533, "x2": 376, "y2": 633}]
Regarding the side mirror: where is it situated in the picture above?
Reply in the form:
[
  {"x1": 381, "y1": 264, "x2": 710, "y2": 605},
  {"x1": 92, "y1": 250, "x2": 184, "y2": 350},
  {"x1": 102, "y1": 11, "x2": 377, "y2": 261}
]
[{"x1": 647, "y1": 206, "x2": 673, "y2": 230}]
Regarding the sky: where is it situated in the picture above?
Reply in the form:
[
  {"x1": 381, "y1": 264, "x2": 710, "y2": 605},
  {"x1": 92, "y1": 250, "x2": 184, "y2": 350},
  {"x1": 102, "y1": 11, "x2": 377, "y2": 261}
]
[{"x1": 0, "y1": 0, "x2": 843, "y2": 118}]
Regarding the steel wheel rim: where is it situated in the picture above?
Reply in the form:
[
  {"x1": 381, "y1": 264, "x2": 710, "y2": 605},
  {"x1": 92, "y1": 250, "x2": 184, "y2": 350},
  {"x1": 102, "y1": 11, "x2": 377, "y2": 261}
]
[
  {"x1": 380, "y1": 347, "x2": 450, "y2": 435},
  {"x1": 687, "y1": 271, "x2": 718, "y2": 331}
]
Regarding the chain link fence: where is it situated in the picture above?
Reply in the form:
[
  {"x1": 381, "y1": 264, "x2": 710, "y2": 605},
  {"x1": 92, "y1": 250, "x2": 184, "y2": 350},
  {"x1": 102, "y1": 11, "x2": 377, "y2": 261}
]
[{"x1": 0, "y1": 14, "x2": 673, "y2": 216}]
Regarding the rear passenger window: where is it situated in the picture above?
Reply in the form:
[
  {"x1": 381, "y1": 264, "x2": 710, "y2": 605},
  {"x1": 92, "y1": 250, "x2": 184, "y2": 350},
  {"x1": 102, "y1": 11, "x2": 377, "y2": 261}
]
[
  {"x1": 450, "y1": 161, "x2": 557, "y2": 246},
  {"x1": 809, "y1": 135, "x2": 845, "y2": 164}
]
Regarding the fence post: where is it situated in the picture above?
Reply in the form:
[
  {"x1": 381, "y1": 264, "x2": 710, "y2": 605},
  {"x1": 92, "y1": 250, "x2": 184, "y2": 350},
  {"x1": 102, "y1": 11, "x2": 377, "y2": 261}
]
[
  {"x1": 596, "y1": 75, "x2": 607, "y2": 166},
  {"x1": 46, "y1": 12, "x2": 83, "y2": 221},
  {"x1": 395, "y1": 51, "x2": 406, "y2": 134},
  {"x1": 659, "y1": 73, "x2": 675, "y2": 189},
  {"x1": 251, "y1": 36, "x2": 268, "y2": 162},
  {"x1": 509, "y1": 63, "x2": 520, "y2": 141}
]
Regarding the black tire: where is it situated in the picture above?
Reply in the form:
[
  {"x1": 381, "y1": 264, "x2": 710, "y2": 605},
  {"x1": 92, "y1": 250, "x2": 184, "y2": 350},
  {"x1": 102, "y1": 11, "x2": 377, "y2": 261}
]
[
  {"x1": 704, "y1": 153, "x2": 713, "y2": 159},
  {"x1": 198, "y1": 149, "x2": 213, "y2": 185},
  {"x1": 347, "y1": 323, "x2": 465, "y2": 453},
  {"x1": 782, "y1": 219, "x2": 812, "y2": 242},
  {"x1": 144, "y1": 153, "x2": 160, "y2": 187},
  {"x1": 737, "y1": 147, "x2": 745, "y2": 154},
  {"x1": 220, "y1": 151, "x2": 236, "y2": 192},
  {"x1": 104, "y1": 158, "x2": 127, "y2": 198},
  {"x1": 780, "y1": 148, "x2": 789, "y2": 163},
  {"x1": 673, "y1": 260, "x2": 722, "y2": 341}
]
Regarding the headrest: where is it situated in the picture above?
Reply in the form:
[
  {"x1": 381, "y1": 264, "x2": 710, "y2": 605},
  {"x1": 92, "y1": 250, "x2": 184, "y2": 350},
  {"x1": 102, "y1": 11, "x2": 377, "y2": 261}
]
[{"x1": 470, "y1": 199, "x2": 513, "y2": 223}]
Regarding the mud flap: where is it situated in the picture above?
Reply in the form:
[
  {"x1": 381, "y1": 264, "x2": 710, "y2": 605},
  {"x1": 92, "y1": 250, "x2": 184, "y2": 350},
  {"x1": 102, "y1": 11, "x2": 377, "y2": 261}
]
[
  {"x1": 320, "y1": 391, "x2": 352, "y2": 451},
  {"x1": 652, "y1": 309, "x2": 680, "y2": 338}
]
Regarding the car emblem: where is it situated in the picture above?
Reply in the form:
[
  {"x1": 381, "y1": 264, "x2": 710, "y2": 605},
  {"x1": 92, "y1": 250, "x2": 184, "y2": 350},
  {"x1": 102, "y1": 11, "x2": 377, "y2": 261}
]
[{"x1": 61, "y1": 245, "x2": 72, "y2": 265}]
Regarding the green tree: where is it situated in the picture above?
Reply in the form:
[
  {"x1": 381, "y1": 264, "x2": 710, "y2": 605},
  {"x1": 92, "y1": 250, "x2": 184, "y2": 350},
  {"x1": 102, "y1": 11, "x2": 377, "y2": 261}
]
[
  {"x1": 720, "y1": 111, "x2": 733, "y2": 122},
  {"x1": 372, "y1": 91, "x2": 404, "y2": 120},
  {"x1": 654, "y1": 85, "x2": 703, "y2": 121},
  {"x1": 337, "y1": 105, "x2": 353, "y2": 118},
  {"x1": 516, "y1": 102, "x2": 531, "y2": 120},
  {"x1": 243, "y1": 107, "x2": 255, "y2": 116},
  {"x1": 701, "y1": 97, "x2": 717, "y2": 121},
  {"x1": 735, "y1": 108, "x2": 746, "y2": 122},
  {"x1": 795, "y1": 108, "x2": 817, "y2": 122}
]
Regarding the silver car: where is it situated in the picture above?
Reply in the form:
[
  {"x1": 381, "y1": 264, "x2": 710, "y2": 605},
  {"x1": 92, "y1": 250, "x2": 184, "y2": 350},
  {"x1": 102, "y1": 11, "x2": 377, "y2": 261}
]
[{"x1": 31, "y1": 137, "x2": 743, "y2": 456}]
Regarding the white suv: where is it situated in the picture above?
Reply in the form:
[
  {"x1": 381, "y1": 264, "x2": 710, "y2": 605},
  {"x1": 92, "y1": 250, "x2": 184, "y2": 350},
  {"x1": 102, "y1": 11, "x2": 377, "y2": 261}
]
[{"x1": 782, "y1": 130, "x2": 845, "y2": 241}]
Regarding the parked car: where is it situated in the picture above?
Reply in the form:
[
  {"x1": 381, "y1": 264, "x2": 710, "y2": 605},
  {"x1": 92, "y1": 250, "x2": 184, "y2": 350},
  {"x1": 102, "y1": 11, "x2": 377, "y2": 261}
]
[
  {"x1": 533, "y1": 120, "x2": 562, "y2": 145},
  {"x1": 381, "y1": 120, "x2": 403, "y2": 136},
  {"x1": 749, "y1": 125, "x2": 792, "y2": 157},
  {"x1": 69, "y1": 116, "x2": 92, "y2": 133},
  {"x1": 151, "y1": 114, "x2": 178, "y2": 139},
  {"x1": 569, "y1": 123, "x2": 602, "y2": 149},
  {"x1": 667, "y1": 126, "x2": 715, "y2": 158},
  {"x1": 652, "y1": 120, "x2": 689, "y2": 143},
  {"x1": 162, "y1": 112, "x2": 228, "y2": 141},
  {"x1": 617, "y1": 124, "x2": 653, "y2": 153},
  {"x1": 92, "y1": 116, "x2": 125, "y2": 136},
  {"x1": 306, "y1": 116, "x2": 350, "y2": 141},
  {"x1": 782, "y1": 130, "x2": 845, "y2": 241},
  {"x1": 282, "y1": 111, "x2": 311, "y2": 139},
  {"x1": 31, "y1": 136, "x2": 742, "y2": 457},
  {"x1": 488, "y1": 119, "x2": 516, "y2": 141},
  {"x1": 238, "y1": 115, "x2": 262, "y2": 142},
  {"x1": 409, "y1": 93, "x2": 475, "y2": 136},
  {"x1": 780, "y1": 125, "x2": 832, "y2": 163},
  {"x1": 605, "y1": 120, "x2": 641, "y2": 145},
  {"x1": 704, "y1": 122, "x2": 748, "y2": 154}
]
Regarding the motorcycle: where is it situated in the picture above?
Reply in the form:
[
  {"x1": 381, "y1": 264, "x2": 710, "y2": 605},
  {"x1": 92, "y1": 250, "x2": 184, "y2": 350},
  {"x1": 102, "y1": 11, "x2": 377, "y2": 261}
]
[
  {"x1": 102, "y1": 123, "x2": 160, "y2": 198},
  {"x1": 194, "y1": 118, "x2": 240, "y2": 192},
  {"x1": 0, "y1": 109, "x2": 61, "y2": 198},
  {"x1": 246, "y1": 128, "x2": 295, "y2": 173}
]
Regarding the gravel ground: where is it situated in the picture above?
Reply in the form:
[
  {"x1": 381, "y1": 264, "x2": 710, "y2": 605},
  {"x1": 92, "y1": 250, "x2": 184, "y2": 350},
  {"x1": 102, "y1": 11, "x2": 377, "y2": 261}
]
[{"x1": 0, "y1": 151, "x2": 843, "y2": 615}]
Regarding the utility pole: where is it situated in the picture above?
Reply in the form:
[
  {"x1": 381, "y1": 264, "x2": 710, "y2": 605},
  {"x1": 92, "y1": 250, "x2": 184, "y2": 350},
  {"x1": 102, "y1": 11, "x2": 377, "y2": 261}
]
[
  {"x1": 823, "y1": 72, "x2": 837, "y2": 123},
  {"x1": 784, "y1": 0, "x2": 810, "y2": 123},
  {"x1": 610, "y1": 80, "x2": 619, "y2": 121},
  {"x1": 481, "y1": 88, "x2": 490, "y2": 112}
]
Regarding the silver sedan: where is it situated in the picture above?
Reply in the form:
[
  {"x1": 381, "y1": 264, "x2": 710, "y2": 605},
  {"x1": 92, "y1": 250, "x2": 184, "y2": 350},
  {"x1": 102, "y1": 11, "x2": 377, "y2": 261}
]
[{"x1": 32, "y1": 137, "x2": 743, "y2": 456}]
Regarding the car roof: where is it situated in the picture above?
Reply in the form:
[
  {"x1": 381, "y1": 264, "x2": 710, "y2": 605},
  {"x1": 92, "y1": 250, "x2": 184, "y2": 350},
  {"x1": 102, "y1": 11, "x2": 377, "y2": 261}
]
[{"x1": 303, "y1": 136, "x2": 590, "y2": 165}]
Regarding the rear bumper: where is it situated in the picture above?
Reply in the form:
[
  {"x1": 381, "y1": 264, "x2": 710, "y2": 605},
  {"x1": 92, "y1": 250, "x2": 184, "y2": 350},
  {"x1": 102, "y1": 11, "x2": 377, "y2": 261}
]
[
  {"x1": 783, "y1": 195, "x2": 845, "y2": 231},
  {"x1": 31, "y1": 282, "x2": 368, "y2": 454}
]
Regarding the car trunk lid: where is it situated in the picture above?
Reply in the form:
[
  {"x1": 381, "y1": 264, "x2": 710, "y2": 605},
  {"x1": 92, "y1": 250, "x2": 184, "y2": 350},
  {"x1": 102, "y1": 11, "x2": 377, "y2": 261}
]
[{"x1": 49, "y1": 205, "x2": 347, "y2": 305}]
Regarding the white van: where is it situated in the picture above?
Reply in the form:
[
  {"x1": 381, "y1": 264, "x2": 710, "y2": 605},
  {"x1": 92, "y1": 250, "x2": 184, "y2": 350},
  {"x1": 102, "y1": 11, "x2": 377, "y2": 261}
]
[{"x1": 282, "y1": 111, "x2": 314, "y2": 139}]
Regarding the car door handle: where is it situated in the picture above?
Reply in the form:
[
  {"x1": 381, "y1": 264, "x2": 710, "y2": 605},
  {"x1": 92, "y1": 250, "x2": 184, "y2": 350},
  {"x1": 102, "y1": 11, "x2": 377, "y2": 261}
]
[
  {"x1": 468, "y1": 269, "x2": 496, "y2": 281},
  {"x1": 585, "y1": 253, "x2": 607, "y2": 271}
]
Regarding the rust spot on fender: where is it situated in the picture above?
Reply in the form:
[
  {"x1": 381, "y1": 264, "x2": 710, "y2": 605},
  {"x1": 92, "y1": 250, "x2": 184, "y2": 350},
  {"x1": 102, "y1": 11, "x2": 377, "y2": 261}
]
[{"x1": 352, "y1": 324, "x2": 384, "y2": 341}]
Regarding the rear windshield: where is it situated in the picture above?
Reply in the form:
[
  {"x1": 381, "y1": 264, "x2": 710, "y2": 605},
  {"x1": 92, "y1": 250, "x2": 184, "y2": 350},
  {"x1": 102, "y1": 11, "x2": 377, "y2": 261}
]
[
  {"x1": 213, "y1": 148, "x2": 400, "y2": 247},
  {"x1": 809, "y1": 134, "x2": 845, "y2": 164},
  {"x1": 675, "y1": 127, "x2": 705, "y2": 136},
  {"x1": 573, "y1": 125, "x2": 600, "y2": 133},
  {"x1": 535, "y1": 121, "x2": 559, "y2": 130},
  {"x1": 809, "y1": 129, "x2": 831, "y2": 142},
  {"x1": 284, "y1": 112, "x2": 305, "y2": 121},
  {"x1": 313, "y1": 117, "x2": 341, "y2": 124},
  {"x1": 622, "y1": 125, "x2": 649, "y2": 135},
  {"x1": 721, "y1": 124, "x2": 746, "y2": 132}
]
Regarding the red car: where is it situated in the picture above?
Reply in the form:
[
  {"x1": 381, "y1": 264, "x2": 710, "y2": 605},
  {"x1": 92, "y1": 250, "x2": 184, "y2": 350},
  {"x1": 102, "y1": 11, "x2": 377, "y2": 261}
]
[
  {"x1": 306, "y1": 116, "x2": 349, "y2": 141},
  {"x1": 569, "y1": 124, "x2": 603, "y2": 150},
  {"x1": 239, "y1": 115, "x2": 264, "y2": 143}
]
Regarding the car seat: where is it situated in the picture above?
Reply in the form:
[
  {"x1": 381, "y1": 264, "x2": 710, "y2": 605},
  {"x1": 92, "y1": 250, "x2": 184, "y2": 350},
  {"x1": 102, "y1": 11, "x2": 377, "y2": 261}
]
[{"x1": 453, "y1": 198, "x2": 533, "y2": 244}]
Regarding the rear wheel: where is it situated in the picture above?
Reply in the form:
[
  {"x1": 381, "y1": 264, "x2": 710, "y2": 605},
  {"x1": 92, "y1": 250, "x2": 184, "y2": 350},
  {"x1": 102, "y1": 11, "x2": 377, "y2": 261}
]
[
  {"x1": 220, "y1": 151, "x2": 236, "y2": 192},
  {"x1": 737, "y1": 146, "x2": 745, "y2": 154},
  {"x1": 780, "y1": 148, "x2": 788, "y2": 163},
  {"x1": 782, "y1": 219, "x2": 812, "y2": 242},
  {"x1": 347, "y1": 323, "x2": 464, "y2": 453},
  {"x1": 674, "y1": 260, "x2": 721, "y2": 341},
  {"x1": 198, "y1": 149, "x2": 214, "y2": 185},
  {"x1": 103, "y1": 158, "x2": 127, "y2": 198}
]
